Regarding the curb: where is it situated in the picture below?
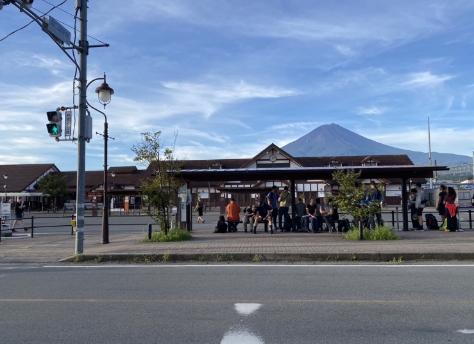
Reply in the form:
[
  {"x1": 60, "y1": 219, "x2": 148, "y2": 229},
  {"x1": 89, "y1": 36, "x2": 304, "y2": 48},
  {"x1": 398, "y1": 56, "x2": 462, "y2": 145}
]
[{"x1": 59, "y1": 252, "x2": 474, "y2": 263}]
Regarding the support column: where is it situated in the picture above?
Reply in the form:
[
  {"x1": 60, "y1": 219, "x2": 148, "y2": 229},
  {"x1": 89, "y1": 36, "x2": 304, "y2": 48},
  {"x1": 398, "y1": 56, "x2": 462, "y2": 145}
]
[
  {"x1": 186, "y1": 182, "x2": 192, "y2": 232},
  {"x1": 401, "y1": 178, "x2": 409, "y2": 231},
  {"x1": 291, "y1": 179, "x2": 296, "y2": 231}
]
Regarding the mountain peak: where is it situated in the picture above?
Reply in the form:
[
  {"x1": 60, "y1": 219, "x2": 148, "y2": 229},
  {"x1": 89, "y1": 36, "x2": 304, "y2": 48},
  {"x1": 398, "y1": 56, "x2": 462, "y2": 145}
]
[{"x1": 282, "y1": 124, "x2": 469, "y2": 166}]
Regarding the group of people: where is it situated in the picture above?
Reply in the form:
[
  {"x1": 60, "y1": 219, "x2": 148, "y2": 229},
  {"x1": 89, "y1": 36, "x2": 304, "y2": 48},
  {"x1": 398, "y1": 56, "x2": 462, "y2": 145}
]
[{"x1": 213, "y1": 185, "x2": 343, "y2": 234}]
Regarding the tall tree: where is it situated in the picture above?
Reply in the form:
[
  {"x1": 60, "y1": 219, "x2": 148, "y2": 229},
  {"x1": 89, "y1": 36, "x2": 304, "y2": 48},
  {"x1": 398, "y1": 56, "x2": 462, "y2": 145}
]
[
  {"x1": 37, "y1": 174, "x2": 67, "y2": 210},
  {"x1": 330, "y1": 169, "x2": 382, "y2": 227},
  {"x1": 132, "y1": 131, "x2": 182, "y2": 235}
]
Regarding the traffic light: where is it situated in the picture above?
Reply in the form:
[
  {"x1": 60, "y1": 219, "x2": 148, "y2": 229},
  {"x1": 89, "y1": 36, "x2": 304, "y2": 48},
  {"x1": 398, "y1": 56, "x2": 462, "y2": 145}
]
[{"x1": 46, "y1": 110, "x2": 62, "y2": 137}]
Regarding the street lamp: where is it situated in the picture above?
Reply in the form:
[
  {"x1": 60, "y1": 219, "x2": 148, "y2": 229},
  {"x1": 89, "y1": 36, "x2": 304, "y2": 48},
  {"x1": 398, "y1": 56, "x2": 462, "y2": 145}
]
[
  {"x1": 87, "y1": 73, "x2": 115, "y2": 244},
  {"x1": 3, "y1": 173, "x2": 7, "y2": 201}
]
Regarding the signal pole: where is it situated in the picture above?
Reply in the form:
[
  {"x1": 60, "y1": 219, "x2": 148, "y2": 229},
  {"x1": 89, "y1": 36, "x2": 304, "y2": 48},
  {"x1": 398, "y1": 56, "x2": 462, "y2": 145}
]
[{"x1": 75, "y1": 0, "x2": 88, "y2": 254}]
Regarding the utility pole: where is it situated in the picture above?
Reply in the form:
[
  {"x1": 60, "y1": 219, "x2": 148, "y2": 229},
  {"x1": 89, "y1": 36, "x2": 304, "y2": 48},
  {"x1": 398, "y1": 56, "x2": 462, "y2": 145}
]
[
  {"x1": 75, "y1": 0, "x2": 87, "y2": 254},
  {"x1": 1, "y1": 0, "x2": 109, "y2": 255}
]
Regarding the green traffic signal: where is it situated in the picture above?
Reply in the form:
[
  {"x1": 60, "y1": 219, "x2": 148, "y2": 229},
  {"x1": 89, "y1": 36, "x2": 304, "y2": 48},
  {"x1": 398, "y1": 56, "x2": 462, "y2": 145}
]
[{"x1": 46, "y1": 110, "x2": 62, "y2": 137}]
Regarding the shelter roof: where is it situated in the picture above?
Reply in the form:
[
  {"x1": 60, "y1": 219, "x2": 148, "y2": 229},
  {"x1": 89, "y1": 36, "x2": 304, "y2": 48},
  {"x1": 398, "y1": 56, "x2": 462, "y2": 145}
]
[{"x1": 174, "y1": 165, "x2": 449, "y2": 183}]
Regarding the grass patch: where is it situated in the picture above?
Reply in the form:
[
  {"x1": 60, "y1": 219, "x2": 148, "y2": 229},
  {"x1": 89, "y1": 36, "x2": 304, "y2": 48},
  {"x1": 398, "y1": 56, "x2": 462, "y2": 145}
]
[
  {"x1": 392, "y1": 256, "x2": 404, "y2": 264},
  {"x1": 216, "y1": 253, "x2": 233, "y2": 262},
  {"x1": 162, "y1": 252, "x2": 171, "y2": 262},
  {"x1": 344, "y1": 225, "x2": 400, "y2": 241},
  {"x1": 74, "y1": 254, "x2": 84, "y2": 263},
  {"x1": 93, "y1": 256, "x2": 104, "y2": 263},
  {"x1": 143, "y1": 229, "x2": 192, "y2": 242},
  {"x1": 253, "y1": 254, "x2": 264, "y2": 262}
]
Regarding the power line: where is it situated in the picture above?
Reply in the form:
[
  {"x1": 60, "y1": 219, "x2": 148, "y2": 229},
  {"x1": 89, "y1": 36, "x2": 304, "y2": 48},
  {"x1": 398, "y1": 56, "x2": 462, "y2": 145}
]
[
  {"x1": 0, "y1": 0, "x2": 68, "y2": 42},
  {"x1": 31, "y1": 5, "x2": 109, "y2": 45},
  {"x1": 40, "y1": 0, "x2": 75, "y2": 17},
  {"x1": 0, "y1": 20, "x2": 34, "y2": 42}
]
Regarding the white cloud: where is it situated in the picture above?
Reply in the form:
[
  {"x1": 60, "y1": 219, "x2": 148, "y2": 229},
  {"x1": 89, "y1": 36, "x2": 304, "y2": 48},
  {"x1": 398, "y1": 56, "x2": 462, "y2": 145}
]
[
  {"x1": 356, "y1": 106, "x2": 386, "y2": 115},
  {"x1": 401, "y1": 72, "x2": 455, "y2": 88}
]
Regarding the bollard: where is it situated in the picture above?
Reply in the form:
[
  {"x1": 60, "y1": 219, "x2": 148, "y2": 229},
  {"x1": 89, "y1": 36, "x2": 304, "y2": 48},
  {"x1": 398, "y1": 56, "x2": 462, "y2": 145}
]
[
  {"x1": 148, "y1": 223, "x2": 152, "y2": 240},
  {"x1": 396, "y1": 207, "x2": 399, "y2": 231},
  {"x1": 358, "y1": 220, "x2": 364, "y2": 240},
  {"x1": 391, "y1": 210, "x2": 395, "y2": 228},
  {"x1": 31, "y1": 216, "x2": 34, "y2": 238},
  {"x1": 71, "y1": 214, "x2": 75, "y2": 235},
  {"x1": 469, "y1": 210, "x2": 472, "y2": 229}
]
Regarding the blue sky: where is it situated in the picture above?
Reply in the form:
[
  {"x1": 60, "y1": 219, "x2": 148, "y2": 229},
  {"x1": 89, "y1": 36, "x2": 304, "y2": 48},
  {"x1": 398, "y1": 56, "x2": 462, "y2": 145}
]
[{"x1": 1, "y1": 0, "x2": 474, "y2": 171}]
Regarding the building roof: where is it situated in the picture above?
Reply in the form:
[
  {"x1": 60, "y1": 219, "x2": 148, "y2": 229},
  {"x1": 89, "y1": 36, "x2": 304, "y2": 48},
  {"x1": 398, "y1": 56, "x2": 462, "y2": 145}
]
[
  {"x1": 0, "y1": 164, "x2": 58, "y2": 192},
  {"x1": 175, "y1": 165, "x2": 449, "y2": 183}
]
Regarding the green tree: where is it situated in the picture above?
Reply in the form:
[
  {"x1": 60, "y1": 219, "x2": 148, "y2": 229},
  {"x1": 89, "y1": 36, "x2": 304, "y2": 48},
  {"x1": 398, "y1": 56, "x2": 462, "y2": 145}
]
[
  {"x1": 38, "y1": 174, "x2": 67, "y2": 210},
  {"x1": 330, "y1": 169, "x2": 382, "y2": 227},
  {"x1": 132, "y1": 131, "x2": 183, "y2": 235}
]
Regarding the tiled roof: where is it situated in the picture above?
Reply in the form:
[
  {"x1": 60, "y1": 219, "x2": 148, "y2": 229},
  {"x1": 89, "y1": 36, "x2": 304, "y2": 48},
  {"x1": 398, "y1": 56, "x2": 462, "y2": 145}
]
[
  {"x1": 179, "y1": 155, "x2": 414, "y2": 169},
  {"x1": 0, "y1": 164, "x2": 58, "y2": 192}
]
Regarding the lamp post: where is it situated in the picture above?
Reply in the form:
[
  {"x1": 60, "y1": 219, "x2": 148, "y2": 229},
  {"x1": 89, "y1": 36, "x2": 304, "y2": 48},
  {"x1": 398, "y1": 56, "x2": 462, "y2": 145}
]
[
  {"x1": 3, "y1": 173, "x2": 7, "y2": 201},
  {"x1": 87, "y1": 73, "x2": 114, "y2": 244},
  {"x1": 110, "y1": 171, "x2": 116, "y2": 213}
]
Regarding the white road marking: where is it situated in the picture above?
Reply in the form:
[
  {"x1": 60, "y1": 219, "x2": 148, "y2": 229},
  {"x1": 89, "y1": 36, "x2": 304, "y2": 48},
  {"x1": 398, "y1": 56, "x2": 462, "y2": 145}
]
[
  {"x1": 456, "y1": 329, "x2": 474, "y2": 334},
  {"x1": 42, "y1": 264, "x2": 474, "y2": 268},
  {"x1": 221, "y1": 326, "x2": 264, "y2": 344},
  {"x1": 235, "y1": 303, "x2": 261, "y2": 316}
]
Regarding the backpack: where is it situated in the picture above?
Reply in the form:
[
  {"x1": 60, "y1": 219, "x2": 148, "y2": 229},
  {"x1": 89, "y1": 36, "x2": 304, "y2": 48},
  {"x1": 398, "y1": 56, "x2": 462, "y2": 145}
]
[{"x1": 425, "y1": 214, "x2": 439, "y2": 230}]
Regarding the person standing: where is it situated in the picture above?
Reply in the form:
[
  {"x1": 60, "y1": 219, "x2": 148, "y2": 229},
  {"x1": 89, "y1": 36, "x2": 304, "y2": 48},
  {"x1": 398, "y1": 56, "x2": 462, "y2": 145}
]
[
  {"x1": 11, "y1": 197, "x2": 30, "y2": 233},
  {"x1": 444, "y1": 187, "x2": 459, "y2": 232},
  {"x1": 278, "y1": 186, "x2": 292, "y2": 231},
  {"x1": 436, "y1": 184, "x2": 447, "y2": 225},
  {"x1": 367, "y1": 181, "x2": 385, "y2": 226},
  {"x1": 225, "y1": 198, "x2": 241, "y2": 232},
  {"x1": 195, "y1": 197, "x2": 205, "y2": 223},
  {"x1": 266, "y1": 186, "x2": 279, "y2": 229},
  {"x1": 414, "y1": 183, "x2": 426, "y2": 230}
]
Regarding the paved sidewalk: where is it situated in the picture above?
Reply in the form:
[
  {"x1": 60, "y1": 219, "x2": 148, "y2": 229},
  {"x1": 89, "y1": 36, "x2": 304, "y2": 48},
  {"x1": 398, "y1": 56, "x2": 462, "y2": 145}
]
[{"x1": 1, "y1": 221, "x2": 474, "y2": 263}]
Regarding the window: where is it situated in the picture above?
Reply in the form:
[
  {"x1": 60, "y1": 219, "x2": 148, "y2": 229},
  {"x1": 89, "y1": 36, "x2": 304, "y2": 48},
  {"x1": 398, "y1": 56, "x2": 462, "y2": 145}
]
[
  {"x1": 327, "y1": 160, "x2": 341, "y2": 167},
  {"x1": 364, "y1": 159, "x2": 377, "y2": 166}
]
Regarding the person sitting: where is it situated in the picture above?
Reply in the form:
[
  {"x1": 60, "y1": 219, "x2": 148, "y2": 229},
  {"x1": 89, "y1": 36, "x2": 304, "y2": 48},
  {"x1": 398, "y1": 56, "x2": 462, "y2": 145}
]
[
  {"x1": 252, "y1": 199, "x2": 273, "y2": 234},
  {"x1": 295, "y1": 198, "x2": 306, "y2": 230},
  {"x1": 319, "y1": 198, "x2": 336, "y2": 232},
  {"x1": 242, "y1": 205, "x2": 255, "y2": 233},
  {"x1": 214, "y1": 215, "x2": 228, "y2": 233},
  {"x1": 304, "y1": 197, "x2": 319, "y2": 233},
  {"x1": 225, "y1": 197, "x2": 241, "y2": 232}
]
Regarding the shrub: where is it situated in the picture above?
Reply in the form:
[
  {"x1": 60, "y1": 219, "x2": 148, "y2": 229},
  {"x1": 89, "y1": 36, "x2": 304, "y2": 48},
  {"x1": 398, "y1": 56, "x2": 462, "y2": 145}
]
[
  {"x1": 344, "y1": 225, "x2": 400, "y2": 241},
  {"x1": 143, "y1": 229, "x2": 192, "y2": 242}
]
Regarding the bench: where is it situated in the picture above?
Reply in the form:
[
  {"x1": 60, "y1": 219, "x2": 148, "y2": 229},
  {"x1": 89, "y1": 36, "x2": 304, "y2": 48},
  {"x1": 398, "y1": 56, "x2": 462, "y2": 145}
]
[{"x1": 225, "y1": 219, "x2": 269, "y2": 232}]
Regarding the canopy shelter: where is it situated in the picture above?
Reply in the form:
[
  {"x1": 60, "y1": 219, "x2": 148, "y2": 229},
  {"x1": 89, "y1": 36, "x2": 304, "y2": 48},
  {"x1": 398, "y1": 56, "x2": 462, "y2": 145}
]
[{"x1": 175, "y1": 165, "x2": 449, "y2": 232}]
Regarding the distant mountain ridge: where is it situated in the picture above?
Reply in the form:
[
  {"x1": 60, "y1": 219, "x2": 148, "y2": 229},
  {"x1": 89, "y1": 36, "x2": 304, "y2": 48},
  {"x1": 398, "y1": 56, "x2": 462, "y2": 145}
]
[{"x1": 282, "y1": 123, "x2": 470, "y2": 167}]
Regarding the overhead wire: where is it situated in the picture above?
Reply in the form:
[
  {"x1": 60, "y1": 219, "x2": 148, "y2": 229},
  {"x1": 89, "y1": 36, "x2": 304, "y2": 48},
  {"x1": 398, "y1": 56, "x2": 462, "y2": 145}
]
[
  {"x1": 31, "y1": 4, "x2": 108, "y2": 45},
  {"x1": 0, "y1": 0, "x2": 67, "y2": 42}
]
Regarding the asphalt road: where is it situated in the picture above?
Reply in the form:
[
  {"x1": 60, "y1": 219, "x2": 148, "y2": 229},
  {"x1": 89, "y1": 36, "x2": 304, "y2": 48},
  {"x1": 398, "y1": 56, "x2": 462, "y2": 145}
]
[
  {"x1": 2, "y1": 264, "x2": 474, "y2": 343},
  {"x1": 7, "y1": 212, "x2": 156, "y2": 235}
]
